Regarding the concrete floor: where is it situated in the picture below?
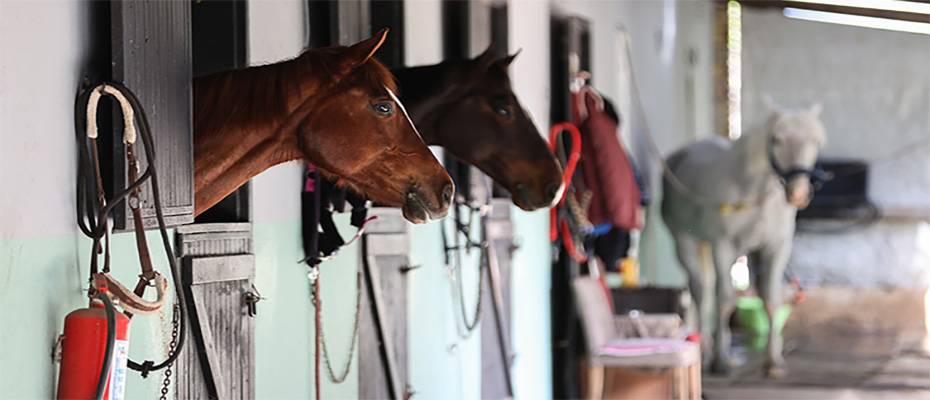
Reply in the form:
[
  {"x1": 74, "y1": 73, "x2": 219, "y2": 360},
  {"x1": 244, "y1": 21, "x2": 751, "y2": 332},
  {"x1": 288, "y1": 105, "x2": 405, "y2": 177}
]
[{"x1": 703, "y1": 346, "x2": 930, "y2": 399}]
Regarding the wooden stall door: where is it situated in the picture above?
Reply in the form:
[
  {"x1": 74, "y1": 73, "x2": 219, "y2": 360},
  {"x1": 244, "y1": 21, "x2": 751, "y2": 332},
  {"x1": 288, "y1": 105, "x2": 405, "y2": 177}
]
[
  {"x1": 175, "y1": 223, "x2": 256, "y2": 399},
  {"x1": 359, "y1": 209, "x2": 411, "y2": 400}
]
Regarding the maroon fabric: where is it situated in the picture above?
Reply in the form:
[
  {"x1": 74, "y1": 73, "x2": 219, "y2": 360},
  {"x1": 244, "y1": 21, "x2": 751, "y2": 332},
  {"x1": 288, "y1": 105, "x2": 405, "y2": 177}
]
[{"x1": 572, "y1": 88, "x2": 641, "y2": 231}]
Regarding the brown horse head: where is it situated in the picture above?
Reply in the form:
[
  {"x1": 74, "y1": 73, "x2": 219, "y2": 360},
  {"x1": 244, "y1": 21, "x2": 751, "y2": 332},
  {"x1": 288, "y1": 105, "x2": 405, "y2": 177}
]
[
  {"x1": 193, "y1": 29, "x2": 453, "y2": 223},
  {"x1": 393, "y1": 47, "x2": 563, "y2": 211}
]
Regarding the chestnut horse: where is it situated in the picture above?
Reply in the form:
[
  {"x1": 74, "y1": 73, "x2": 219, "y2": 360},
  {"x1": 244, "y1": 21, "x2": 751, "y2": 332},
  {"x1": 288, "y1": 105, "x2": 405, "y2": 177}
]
[
  {"x1": 392, "y1": 48, "x2": 563, "y2": 210},
  {"x1": 192, "y1": 29, "x2": 453, "y2": 223}
]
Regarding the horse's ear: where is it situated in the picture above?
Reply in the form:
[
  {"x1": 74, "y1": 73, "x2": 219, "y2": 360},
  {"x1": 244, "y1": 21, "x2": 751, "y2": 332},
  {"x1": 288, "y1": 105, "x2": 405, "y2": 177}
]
[
  {"x1": 474, "y1": 44, "x2": 496, "y2": 69},
  {"x1": 494, "y1": 49, "x2": 521, "y2": 69},
  {"x1": 809, "y1": 102, "x2": 823, "y2": 117},
  {"x1": 345, "y1": 28, "x2": 389, "y2": 69}
]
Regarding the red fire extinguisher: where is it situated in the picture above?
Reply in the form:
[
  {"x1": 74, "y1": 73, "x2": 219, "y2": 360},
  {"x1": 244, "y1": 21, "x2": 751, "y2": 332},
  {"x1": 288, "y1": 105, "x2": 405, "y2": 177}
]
[{"x1": 57, "y1": 276, "x2": 131, "y2": 400}]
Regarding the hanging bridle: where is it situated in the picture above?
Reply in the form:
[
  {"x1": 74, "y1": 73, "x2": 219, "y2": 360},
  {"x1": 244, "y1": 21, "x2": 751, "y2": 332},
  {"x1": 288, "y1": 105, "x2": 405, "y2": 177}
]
[{"x1": 75, "y1": 82, "x2": 187, "y2": 392}]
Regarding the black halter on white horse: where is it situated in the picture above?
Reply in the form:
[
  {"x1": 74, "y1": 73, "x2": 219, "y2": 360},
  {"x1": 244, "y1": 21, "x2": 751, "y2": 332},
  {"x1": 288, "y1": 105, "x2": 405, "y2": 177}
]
[{"x1": 767, "y1": 134, "x2": 832, "y2": 189}]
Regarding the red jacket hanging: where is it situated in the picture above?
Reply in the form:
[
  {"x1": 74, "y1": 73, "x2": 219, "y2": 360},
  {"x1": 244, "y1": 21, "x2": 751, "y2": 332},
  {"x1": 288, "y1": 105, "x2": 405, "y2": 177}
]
[{"x1": 572, "y1": 86, "x2": 641, "y2": 231}]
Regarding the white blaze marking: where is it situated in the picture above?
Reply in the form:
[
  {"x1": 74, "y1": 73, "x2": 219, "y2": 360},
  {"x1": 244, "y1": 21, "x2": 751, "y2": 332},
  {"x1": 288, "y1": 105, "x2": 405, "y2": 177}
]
[
  {"x1": 385, "y1": 87, "x2": 423, "y2": 140},
  {"x1": 386, "y1": 86, "x2": 432, "y2": 222}
]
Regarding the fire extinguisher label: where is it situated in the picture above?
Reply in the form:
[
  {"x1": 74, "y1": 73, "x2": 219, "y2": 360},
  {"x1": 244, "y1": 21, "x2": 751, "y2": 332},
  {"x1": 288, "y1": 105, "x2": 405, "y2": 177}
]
[{"x1": 108, "y1": 339, "x2": 130, "y2": 400}]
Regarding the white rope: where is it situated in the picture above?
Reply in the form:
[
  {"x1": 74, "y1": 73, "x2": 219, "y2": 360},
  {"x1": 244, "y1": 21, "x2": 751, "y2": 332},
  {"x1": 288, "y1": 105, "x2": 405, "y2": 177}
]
[
  {"x1": 86, "y1": 89, "x2": 102, "y2": 139},
  {"x1": 86, "y1": 84, "x2": 137, "y2": 144}
]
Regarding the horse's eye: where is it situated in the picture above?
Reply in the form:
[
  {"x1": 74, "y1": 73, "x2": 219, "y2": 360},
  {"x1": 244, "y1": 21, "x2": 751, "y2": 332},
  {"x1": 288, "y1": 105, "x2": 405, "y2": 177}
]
[
  {"x1": 490, "y1": 100, "x2": 513, "y2": 118},
  {"x1": 372, "y1": 101, "x2": 395, "y2": 117}
]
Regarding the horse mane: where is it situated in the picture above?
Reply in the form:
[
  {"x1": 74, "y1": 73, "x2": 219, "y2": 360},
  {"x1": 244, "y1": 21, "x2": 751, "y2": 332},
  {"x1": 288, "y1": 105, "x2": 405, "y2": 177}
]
[{"x1": 193, "y1": 47, "x2": 398, "y2": 140}]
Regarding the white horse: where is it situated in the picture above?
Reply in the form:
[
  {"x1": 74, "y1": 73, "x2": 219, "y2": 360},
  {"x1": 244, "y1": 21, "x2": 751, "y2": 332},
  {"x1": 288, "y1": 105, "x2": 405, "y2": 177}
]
[{"x1": 661, "y1": 103, "x2": 827, "y2": 377}]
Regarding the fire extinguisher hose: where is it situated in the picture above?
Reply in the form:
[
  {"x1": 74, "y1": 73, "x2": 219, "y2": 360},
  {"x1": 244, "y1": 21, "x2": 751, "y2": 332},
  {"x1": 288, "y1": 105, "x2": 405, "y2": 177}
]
[{"x1": 93, "y1": 292, "x2": 117, "y2": 400}]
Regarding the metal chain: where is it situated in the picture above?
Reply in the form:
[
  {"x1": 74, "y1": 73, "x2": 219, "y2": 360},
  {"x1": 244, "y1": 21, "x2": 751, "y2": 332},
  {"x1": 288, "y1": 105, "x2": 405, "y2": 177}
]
[
  {"x1": 159, "y1": 302, "x2": 181, "y2": 400},
  {"x1": 313, "y1": 269, "x2": 362, "y2": 384},
  {"x1": 444, "y1": 197, "x2": 488, "y2": 340}
]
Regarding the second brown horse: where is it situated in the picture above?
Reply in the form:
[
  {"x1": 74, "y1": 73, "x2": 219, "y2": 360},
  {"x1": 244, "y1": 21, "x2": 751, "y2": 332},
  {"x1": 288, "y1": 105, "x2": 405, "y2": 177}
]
[
  {"x1": 192, "y1": 29, "x2": 453, "y2": 223},
  {"x1": 393, "y1": 47, "x2": 563, "y2": 211}
]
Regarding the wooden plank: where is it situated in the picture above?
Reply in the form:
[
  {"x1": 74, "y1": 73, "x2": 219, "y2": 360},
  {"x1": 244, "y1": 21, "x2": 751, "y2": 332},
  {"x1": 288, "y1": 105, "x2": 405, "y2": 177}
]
[
  {"x1": 176, "y1": 222, "x2": 251, "y2": 235},
  {"x1": 176, "y1": 225, "x2": 255, "y2": 400},
  {"x1": 187, "y1": 255, "x2": 255, "y2": 285},
  {"x1": 176, "y1": 222, "x2": 252, "y2": 258},
  {"x1": 177, "y1": 268, "x2": 255, "y2": 400},
  {"x1": 361, "y1": 235, "x2": 404, "y2": 400},
  {"x1": 359, "y1": 252, "x2": 409, "y2": 399},
  {"x1": 481, "y1": 210, "x2": 515, "y2": 399},
  {"x1": 366, "y1": 207, "x2": 409, "y2": 235},
  {"x1": 365, "y1": 234, "x2": 410, "y2": 256},
  {"x1": 190, "y1": 285, "x2": 230, "y2": 399},
  {"x1": 110, "y1": 0, "x2": 194, "y2": 230}
]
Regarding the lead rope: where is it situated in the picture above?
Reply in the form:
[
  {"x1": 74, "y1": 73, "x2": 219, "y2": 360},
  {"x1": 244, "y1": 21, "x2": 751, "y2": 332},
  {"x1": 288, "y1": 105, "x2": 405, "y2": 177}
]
[
  {"x1": 312, "y1": 276, "x2": 322, "y2": 400},
  {"x1": 318, "y1": 270, "x2": 362, "y2": 383},
  {"x1": 548, "y1": 122, "x2": 588, "y2": 263},
  {"x1": 308, "y1": 249, "x2": 364, "y2": 400},
  {"x1": 303, "y1": 170, "x2": 372, "y2": 400}
]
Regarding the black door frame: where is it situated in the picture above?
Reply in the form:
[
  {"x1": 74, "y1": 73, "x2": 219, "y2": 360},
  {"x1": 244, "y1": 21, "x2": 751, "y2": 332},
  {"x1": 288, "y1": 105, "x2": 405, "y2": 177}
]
[{"x1": 550, "y1": 14, "x2": 591, "y2": 400}]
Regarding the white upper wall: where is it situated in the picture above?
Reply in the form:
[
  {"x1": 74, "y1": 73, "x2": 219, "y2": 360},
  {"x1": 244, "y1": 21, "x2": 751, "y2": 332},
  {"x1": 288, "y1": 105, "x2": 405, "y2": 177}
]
[
  {"x1": 404, "y1": 0, "x2": 443, "y2": 66},
  {"x1": 0, "y1": 1, "x2": 91, "y2": 237}
]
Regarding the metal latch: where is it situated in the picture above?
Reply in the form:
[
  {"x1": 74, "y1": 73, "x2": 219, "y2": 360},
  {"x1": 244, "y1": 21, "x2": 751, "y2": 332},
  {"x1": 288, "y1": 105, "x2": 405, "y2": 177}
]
[{"x1": 244, "y1": 285, "x2": 264, "y2": 317}]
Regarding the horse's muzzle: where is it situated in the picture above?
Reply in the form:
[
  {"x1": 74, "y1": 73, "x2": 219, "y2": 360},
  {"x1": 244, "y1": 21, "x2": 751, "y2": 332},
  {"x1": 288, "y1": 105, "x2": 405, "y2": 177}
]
[
  {"x1": 513, "y1": 182, "x2": 563, "y2": 211},
  {"x1": 402, "y1": 184, "x2": 453, "y2": 224},
  {"x1": 786, "y1": 178, "x2": 812, "y2": 209}
]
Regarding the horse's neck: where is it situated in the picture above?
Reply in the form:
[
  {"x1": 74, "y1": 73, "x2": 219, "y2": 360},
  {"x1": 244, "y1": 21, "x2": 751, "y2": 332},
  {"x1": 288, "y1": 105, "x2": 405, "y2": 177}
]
[
  {"x1": 729, "y1": 129, "x2": 776, "y2": 190},
  {"x1": 393, "y1": 62, "x2": 464, "y2": 145},
  {"x1": 193, "y1": 56, "x2": 318, "y2": 214}
]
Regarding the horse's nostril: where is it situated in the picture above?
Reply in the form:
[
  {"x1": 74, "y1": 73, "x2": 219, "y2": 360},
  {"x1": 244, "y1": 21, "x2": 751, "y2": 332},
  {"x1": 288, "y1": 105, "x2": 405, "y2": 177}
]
[
  {"x1": 545, "y1": 183, "x2": 561, "y2": 201},
  {"x1": 441, "y1": 184, "x2": 454, "y2": 205}
]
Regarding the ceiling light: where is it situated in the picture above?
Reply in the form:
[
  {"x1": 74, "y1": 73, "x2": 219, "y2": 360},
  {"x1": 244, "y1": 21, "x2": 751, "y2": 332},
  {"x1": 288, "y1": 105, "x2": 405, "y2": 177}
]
[
  {"x1": 782, "y1": 0, "x2": 930, "y2": 15},
  {"x1": 784, "y1": 7, "x2": 930, "y2": 35}
]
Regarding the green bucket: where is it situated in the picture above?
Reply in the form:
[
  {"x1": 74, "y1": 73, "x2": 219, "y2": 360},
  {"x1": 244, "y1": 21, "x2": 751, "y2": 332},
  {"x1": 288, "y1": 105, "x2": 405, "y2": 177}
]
[{"x1": 735, "y1": 296, "x2": 791, "y2": 350}]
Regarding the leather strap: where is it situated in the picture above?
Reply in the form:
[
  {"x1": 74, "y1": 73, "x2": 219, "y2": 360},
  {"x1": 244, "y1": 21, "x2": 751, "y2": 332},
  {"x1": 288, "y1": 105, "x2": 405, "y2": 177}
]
[
  {"x1": 98, "y1": 272, "x2": 168, "y2": 315},
  {"x1": 126, "y1": 143, "x2": 158, "y2": 297}
]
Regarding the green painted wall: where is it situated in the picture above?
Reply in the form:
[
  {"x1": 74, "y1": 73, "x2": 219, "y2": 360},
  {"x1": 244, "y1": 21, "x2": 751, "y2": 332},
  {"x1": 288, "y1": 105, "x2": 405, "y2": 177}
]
[
  {"x1": 407, "y1": 209, "x2": 484, "y2": 400},
  {"x1": 1, "y1": 230, "x2": 179, "y2": 398},
  {"x1": 0, "y1": 219, "x2": 363, "y2": 399},
  {"x1": 253, "y1": 218, "x2": 361, "y2": 399}
]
